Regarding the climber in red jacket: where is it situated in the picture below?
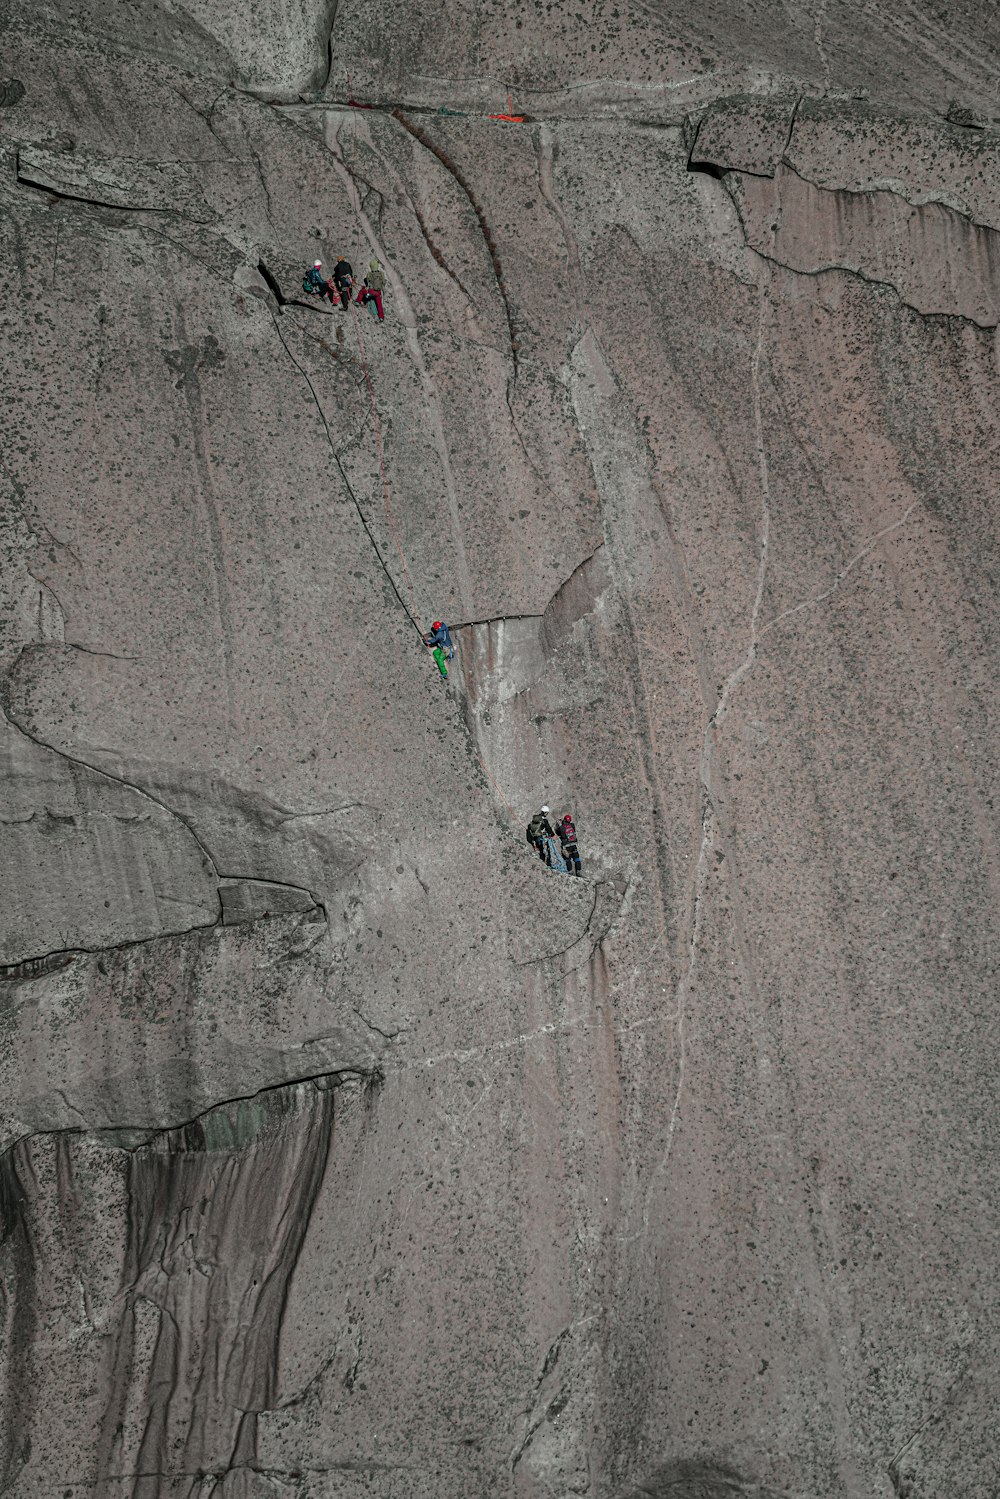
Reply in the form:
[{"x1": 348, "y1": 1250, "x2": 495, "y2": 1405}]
[{"x1": 557, "y1": 813, "x2": 581, "y2": 876}]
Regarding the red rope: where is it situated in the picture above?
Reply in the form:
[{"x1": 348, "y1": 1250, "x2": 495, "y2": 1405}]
[
  {"x1": 488, "y1": 90, "x2": 525, "y2": 122},
  {"x1": 471, "y1": 741, "x2": 521, "y2": 820}
]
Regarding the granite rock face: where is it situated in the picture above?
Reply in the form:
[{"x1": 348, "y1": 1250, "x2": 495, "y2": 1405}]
[{"x1": 1, "y1": 1, "x2": 998, "y2": 1496}]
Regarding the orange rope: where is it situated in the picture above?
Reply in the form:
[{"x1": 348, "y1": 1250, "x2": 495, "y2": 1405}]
[{"x1": 488, "y1": 90, "x2": 525, "y2": 123}]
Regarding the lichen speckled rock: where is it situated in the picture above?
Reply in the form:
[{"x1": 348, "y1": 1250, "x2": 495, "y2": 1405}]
[{"x1": 1, "y1": 0, "x2": 999, "y2": 1496}]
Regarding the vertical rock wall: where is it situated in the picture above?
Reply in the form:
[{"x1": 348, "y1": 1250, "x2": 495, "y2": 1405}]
[{"x1": 1, "y1": 1, "x2": 999, "y2": 1496}]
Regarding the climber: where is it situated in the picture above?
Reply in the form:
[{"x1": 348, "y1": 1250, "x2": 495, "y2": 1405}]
[
  {"x1": 557, "y1": 813, "x2": 581, "y2": 876},
  {"x1": 526, "y1": 806, "x2": 555, "y2": 864},
  {"x1": 424, "y1": 620, "x2": 454, "y2": 659},
  {"x1": 303, "y1": 260, "x2": 336, "y2": 304},
  {"x1": 357, "y1": 258, "x2": 386, "y2": 321},
  {"x1": 333, "y1": 256, "x2": 354, "y2": 308}
]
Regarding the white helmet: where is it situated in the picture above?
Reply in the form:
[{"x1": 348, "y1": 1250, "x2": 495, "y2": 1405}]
[{"x1": 541, "y1": 805, "x2": 550, "y2": 814}]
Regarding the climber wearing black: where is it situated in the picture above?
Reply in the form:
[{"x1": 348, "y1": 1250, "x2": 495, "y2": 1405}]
[
  {"x1": 303, "y1": 260, "x2": 336, "y2": 303},
  {"x1": 333, "y1": 256, "x2": 354, "y2": 308},
  {"x1": 526, "y1": 806, "x2": 555, "y2": 864},
  {"x1": 424, "y1": 620, "x2": 454, "y2": 658},
  {"x1": 557, "y1": 813, "x2": 581, "y2": 876}
]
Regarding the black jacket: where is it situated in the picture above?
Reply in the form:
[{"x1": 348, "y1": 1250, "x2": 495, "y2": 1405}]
[{"x1": 333, "y1": 260, "x2": 354, "y2": 287}]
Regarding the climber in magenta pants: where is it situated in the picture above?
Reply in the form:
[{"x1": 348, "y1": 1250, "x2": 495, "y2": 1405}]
[{"x1": 357, "y1": 259, "x2": 386, "y2": 321}]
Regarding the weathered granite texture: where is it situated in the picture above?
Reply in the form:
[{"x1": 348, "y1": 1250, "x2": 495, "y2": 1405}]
[{"x1": 1, "y1": 1, "x2": 999, "y2": 1496}]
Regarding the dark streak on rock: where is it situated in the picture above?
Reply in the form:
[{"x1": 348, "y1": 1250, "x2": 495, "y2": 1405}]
[
  {"x1": 411, "y1": 196, "x2": 473, "y2": 300},
  {"x1": 257, "y1": 256, "x2": 288, "y2": 304},
  {"x1": 539, "y1": 1326, "x2": 568, "y2": 1380},
  {"x1": 94, "y1": 1076, "x2": 342, "y2": 1480},
  {"x1": 623, "y1": 1457, "x2": 791, "y2": 1496},
  {"x1": 686, "y1": 155, "x2": 728, "y2": 180},
  {"x1": 0, "y1": 951, "x2": 77, "y2": 985},
  {"x1": 392, "y1": 109, "x2": 520, "y2": 381},
  {"x1": 750, "y1": 242, "x2": 1000, "y2": 331},
  {"x1": 1, "y1": 893, "x2": 323, "y2": 982},
  {"x1": 15, "y1": 169, "x2": 172, "y2": 218}
]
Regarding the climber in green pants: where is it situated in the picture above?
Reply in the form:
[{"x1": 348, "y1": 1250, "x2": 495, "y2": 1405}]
[{"x1": 425, "y1": 621, "x2": 454, "y2": 679}]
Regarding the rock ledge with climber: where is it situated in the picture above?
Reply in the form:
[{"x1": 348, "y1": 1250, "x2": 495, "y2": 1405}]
[{"x1": 526, "y1": 807, "x2": 583, "y2": 875}]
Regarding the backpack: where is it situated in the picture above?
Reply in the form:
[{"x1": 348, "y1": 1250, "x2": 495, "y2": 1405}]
[{"x1": 302, "y1": 275, "x2": 319, "y2": 295}]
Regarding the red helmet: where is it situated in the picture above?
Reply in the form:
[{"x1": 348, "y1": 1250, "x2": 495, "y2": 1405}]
[{"x1": 432, "y1": 621, "x2": 442, "y2": 630}]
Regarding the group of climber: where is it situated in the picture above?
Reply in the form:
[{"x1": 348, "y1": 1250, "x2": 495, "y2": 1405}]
[
  {"x1": 303, "y1": 256, "x2": 386, "y2": 320},
  {"x1": 417, "y1": 629, "x2": 585, "y2": 878},
  {"x1": 526, "y1": 807, "x2": 582, "y2": 877},
  {"x1": 303, "y1": 254, "x2": 581, "y2": 878}
]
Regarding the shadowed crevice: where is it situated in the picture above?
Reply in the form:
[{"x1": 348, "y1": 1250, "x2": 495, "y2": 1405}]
[{"x1": 686, "y1": 156, "x2": 727, "y2": 180}]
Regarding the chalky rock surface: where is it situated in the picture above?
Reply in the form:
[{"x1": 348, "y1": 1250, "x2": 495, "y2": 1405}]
[{"x1": 1, "y1": 1, "x2": 998, "y2": 1496}]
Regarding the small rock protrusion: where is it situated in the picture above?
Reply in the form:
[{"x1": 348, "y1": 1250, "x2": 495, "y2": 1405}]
[
  {"x1": 219, "y1": 878, "x2": 316, "y2": 925},
  {"x1": 946, "y1": 99, "x2": 990, "y2": 130}
]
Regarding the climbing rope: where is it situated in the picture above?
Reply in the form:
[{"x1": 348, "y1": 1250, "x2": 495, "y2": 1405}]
[
  {"x1": 344, "y1": 82, "x2": 427, "y2": 640},
  {"x1": 349, "y1": 296, "x2": 424, "y2": 629},
  {"x1": 341, "y1": 85, "x2": 527, "y2": 827},
  {"x1": 267, "y1": 307, "x2": 424, "y2": 641},
  {"x1": 543, "y1": 835, "x2": 567, "y2": 873}
]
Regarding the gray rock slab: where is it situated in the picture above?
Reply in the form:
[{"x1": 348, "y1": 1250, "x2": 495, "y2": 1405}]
[
  {"x1": 788, "y1": 99, "x2": 1000, "y2": 230},
  {"x1": 689, "y1": 94, "x2": 798, "y2": 177},
  {"x1": 176, "y1": 0, "x2": 335, "y2": 95},
  {"x1": 0, "y1": 717, "x2": 219, "y2": 964},
  {"x1": 1, "y1": 5, "x2": 1000, "y2": 1497},
  {"x1": 731, "y1": 162, "x2": 1000, "y2": 325},
  {"x1": 0, "y1": 907, "x2": 377, "y2": 1151},
  {"x1": 219, "y1": 876, "x2": 316, "y2": 923},
  {"x1": 16, "y1": 142, "x2": 216, "y2": 220}
]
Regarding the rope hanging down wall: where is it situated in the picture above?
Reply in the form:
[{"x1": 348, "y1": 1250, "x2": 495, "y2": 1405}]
[{"x1": 341, "y1": 89, "x2": 522, "y2": 824}]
